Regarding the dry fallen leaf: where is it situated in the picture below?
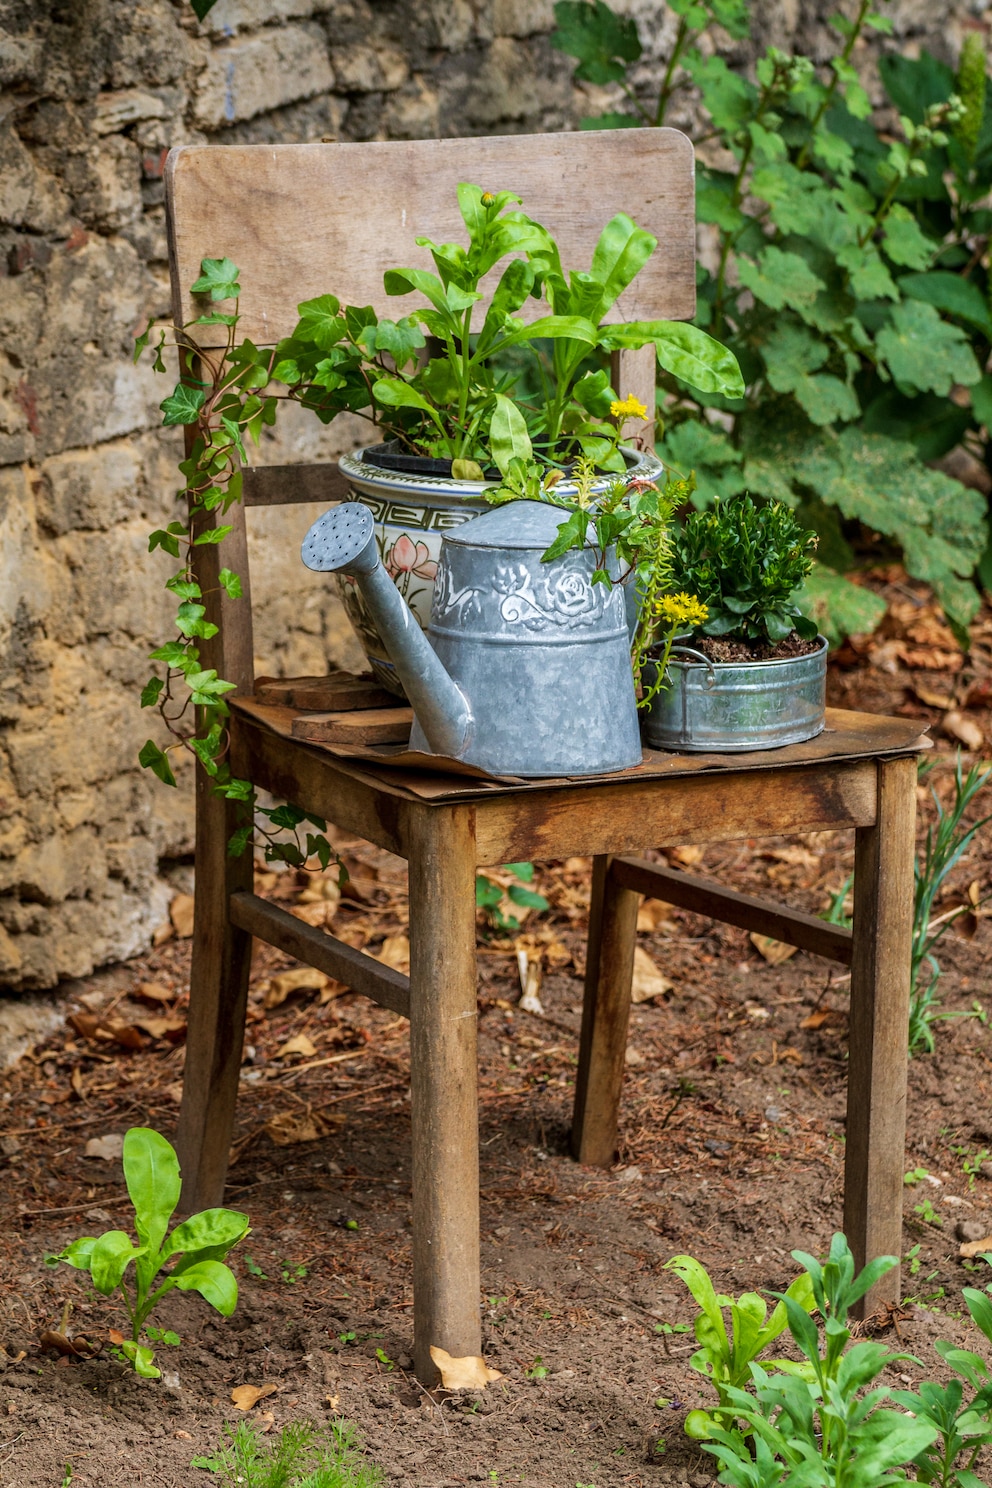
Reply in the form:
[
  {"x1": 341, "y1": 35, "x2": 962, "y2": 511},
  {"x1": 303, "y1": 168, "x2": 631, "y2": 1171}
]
[
  {"x1": 68, "y1": 1011, "x2": 145, "y2": 1050},
  {"x1": 750, "y1": 933, "x2": 798, "y2": 966},
  {"x1": 800, "y1": 1007, "x2": 847, "y2": 1031},
  {"x1": 165, "y1": 1081, "x2": 185, "y2": 1104},
  {"x1": 325, "y1": 1393, "x2": 340, "y2": 1410},
  {"x1": 429, "y1": 1346, "x2": 503, "y2": 1391},
  {"x1": 132, "y1": 981, "x2": 175, "y2": 1005},
  {"x1": 372, "y1": 934, "x2": 410, "y2": 974},
  {"x1": 84, "y1": 1133, "x2": 124, "y2": 1161},
  {"x1": 70, "y1": 1067, "x2": 84, "y2": 1099},
  {"x1": 631, "y1": 945, "x2": 673, "y2": 1004},
  {"x1": 668, "y1": 845, "x2": 703, "y2": 868},
  {"x1": 297, "y1": 878, "x2": 341, "y2": 909},
  {"x1": 263, "y1": 966, "x2": 330, "y2": 1010},
  {"x1": 943, "y1": 709, "x2": 984, "y2": 752},
  {"x1": 169, "y1": 894, "x2": 195, "y2": 939},
  {"x1": 108, "y1": 1328, "x2": 126, "y2": 1345},
  {"x1": 264, "y1": 1109, "x2": 345, "y2": 1147},
  {"x1": 914, "y1": 682, "x2": 956, "y2": 710},
  {"x1": 637, "y1": 899, "x2": 678, "y2": 934},
  {"x1": 959, "y1": 1236, "x2": 992, "y2": 1260},
  {"x1": 133, "y1": 1016, "x2": 187, "y2": 1043},
  {"x1": 231, "y1": 1382, "x2": 280, "y2": 1411},
  {"x1": 276, "y1": 1033, "x2": 318, "y2": 1060}
]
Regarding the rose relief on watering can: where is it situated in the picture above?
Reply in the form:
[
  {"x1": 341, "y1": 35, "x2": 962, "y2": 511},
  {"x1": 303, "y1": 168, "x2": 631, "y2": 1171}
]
[{"x1": 301, "y1": 500, "x2": 642, "y2": 777}]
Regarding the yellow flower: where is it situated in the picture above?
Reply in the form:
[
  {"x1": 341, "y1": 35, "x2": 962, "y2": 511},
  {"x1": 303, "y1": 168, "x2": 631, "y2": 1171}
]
[
  {"x1": 481, "y1": 191, "x2": 495, "y2": 205},
  {"x1": 653, "y1": 591, "x2": 709, "y2": 629},
  {"x1": 610, "y1": 395, "x2": 649, "y2": 423}
]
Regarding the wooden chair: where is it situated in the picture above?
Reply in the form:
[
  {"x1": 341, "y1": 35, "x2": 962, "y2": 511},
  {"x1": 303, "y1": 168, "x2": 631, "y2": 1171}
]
[{"x1": 164, "y1": 133, "x2": 922, "y2": 1386}]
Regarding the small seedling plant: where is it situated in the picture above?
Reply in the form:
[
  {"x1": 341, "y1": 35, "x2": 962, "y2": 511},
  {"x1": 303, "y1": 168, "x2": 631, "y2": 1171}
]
[
  {"x1": 51, "y1": 1127, "x2": 249, "y2": 1378},
  {"x1": 193, "y1": 1417, "x2": 383, "y2": 1487},
  {"x1": 476, "y1": 861, "x2": 549, "y2": 933},
  {"x1": 664, "y1": 1252, "x2": 815, "y2": 1440}
]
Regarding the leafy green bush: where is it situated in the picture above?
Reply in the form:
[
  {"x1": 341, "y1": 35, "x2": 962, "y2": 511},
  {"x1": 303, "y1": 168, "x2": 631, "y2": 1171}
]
[
  {"x1": 667, "y1": 494, "x2": 819, "y2": 644},
  {"x1": 51, "y1": 1128, "x2": 249, "y2": 1378},
  {"x1": 552, "y1": 0, "x2": 992, "y2": 639}
]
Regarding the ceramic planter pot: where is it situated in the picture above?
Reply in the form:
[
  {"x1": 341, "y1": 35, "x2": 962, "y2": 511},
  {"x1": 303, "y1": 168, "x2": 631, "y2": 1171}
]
[
  {"x1": 337, "y1": 443, "x2": 664, "y2": 696},
  {"x1": 640, "y1": 637, "x2": 828, "y2": 752}
]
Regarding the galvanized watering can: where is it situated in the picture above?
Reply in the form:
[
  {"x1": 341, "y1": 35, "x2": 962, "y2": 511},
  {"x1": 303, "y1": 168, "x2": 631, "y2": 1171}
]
[{"x1": 301, "y1": 499, "x2": 642, "y2": 777}]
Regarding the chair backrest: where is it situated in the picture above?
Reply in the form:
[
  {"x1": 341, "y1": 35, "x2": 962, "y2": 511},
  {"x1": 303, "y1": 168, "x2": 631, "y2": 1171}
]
[{"x1": 163, "y1": 130, "x2": 696, "y2": 691}]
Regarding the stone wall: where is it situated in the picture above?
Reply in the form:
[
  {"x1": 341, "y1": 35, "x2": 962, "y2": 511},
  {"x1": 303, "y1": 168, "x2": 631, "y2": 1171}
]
[{"x1": 0, "y1": 0, "x2": 980, "y2": 990}]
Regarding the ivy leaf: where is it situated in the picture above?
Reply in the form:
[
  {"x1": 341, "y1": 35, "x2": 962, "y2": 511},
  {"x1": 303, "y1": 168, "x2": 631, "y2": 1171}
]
[
  {"x1": 305, "y1": 834, "x2": 333, "y2": 871},
  {"x1": 192, "y1": 312, "x2": 237, "y2": 327},
  {"x1": 176, "y1": 602, "x2": 218, "y2": 639},
  {"x1": 295, "y1": 294, "x2": 344, "y2": 350},
  {"x1": 185, "y1": 669, "x2": 237, "y2": 704},
  {"x1": 160, "y1": 384, "x2": 205, "y2": 426},
  {"x1": 150, "y1": 640, "x2": 193, "y2": 667},
  {"x1": 736, "y1": 247, "x2": 825, "y2": 313},
  {"x1": 193, "y1": 525, "x2": 234, "y2": 546},
  {"x1": 358, "y1": 316, "x2": 426, "y2": 367},
  {"x1": 218, "y1": 568, "x2": 243, "y2": 598},
  {"x1": 165, "y1": 575, "x2": 202, "y2": 601},
  {"x1": 876, "y1": 300, "x2": 981, "y2": 395},
  {"x1": 227, "y1": 823, "x2": 254, "y2": 858},
  {"x1": 140, "y1": 677, "x2": 164, "y2": 708},
  {"x1": 550, "y1": 0, "x2": 641, "y2": 86},
  {"x1": 190, "y1": 256, "x2": 241, "y2": 301},
  {"x1": 138, "y1": 740, "x2": 176, "y2": 787},
  {"x1": 148, "y1": 529, "x2": 181, "y2": 557},
  {"x1": 133, "y1": 318, "x2": 154, "y2": 363}
]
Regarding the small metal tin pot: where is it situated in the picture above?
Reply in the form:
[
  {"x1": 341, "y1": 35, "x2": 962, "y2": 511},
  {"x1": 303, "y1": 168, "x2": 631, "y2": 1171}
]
[{"x1": 641, "y1": 637, "x2": 828, "y2": 753}]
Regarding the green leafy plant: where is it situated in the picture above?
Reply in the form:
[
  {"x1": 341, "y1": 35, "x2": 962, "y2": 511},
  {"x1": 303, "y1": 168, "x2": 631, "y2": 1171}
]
[
  {"x1": 697, "y1": 1234, "x2": 934, "y2": 1485},
  {"x1": 552, "y1": 0, "x2": 991, "y2": 640},
  {"x1": 525, "y1": 1355, "x2": 550, "y2": 1379},
  {"x1": 476, "y1": 862, "x2": 550, "y2": 933},
  {"x1": 51, "y1": 1128, "x2": 249, "y2": 1379},
  {"x1": 664, "y1": 494, "x2": 819, "y2": 647},
  {"x1": 137, "y1": 183, "x2": 741, "y2": 851},
  {"x1": 893, "y1": 1253, "x2": 992, "y2": 1486},
  {"x1": 192, "y1": 1418, "x2": 383, "y2": 1486},
  {"x1": 264, "y1": 185, "x2": 742, "y2": 473},
  {"x1": 910, "y1": 754, "x2": 992, "y2": 1052},
  {"x1": 664, "y1": 1252, "x2": 816, "y2": 1440}
]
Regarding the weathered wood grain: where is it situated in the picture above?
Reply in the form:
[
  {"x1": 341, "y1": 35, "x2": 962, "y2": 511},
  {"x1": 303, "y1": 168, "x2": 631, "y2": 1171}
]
[
  {"x1": 406, "y1": 804, "x2": 482, "y2": 1382},
  {"x1": 229, "y1": 891, "x2": 409, "y2": 1017},
  {"x1": 291, "y1": 706, "x2": 413, "y2": 745},
  {"x1": 166, "y1": 130, "x2": 695, "y2": 347},
  {"x1": 571, "y1": 856, "x2": 639, "y2": 1166},
  {"x1": 844, "y1": 755, "x2": 916, "y2": 1314},
  {"x1": 473, "y1": 759, "x2": 878, "y2": 863},
  {"x1": 611, "y1": 857, "x2": 854, "y2": 965},
  {"x1": 242, "y1": 464, "x2": 351, "y2": 508},
  {"x1": 254, "y1": 673, "x2": 394, "y2": 712},
  {"x1": 176, "y1": 416, "x2": 255, "y2": 1213}
]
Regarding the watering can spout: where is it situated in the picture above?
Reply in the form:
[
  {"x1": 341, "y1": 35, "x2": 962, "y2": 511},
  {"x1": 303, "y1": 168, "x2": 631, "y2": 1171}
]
[{"x1": 301, "y1": 503, "x2": 473, "y2": 758}]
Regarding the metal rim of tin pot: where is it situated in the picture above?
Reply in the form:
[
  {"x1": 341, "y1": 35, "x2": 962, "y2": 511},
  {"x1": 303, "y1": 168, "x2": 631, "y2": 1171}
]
[
  {"x1": 640, "y1": 635, "x2": 829, "y2": 753},
  {"x1": 339, "y1": 443, "x2": 665, "y2": 508}
]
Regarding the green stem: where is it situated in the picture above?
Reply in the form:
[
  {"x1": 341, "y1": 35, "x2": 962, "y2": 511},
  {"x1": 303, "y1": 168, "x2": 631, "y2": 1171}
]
[
  {"x1": 655, "y1": 14, "x2": 691, "y2": 127},
  {"x1": 794, "y1": 0, "x2": 872, "y2": 171}
]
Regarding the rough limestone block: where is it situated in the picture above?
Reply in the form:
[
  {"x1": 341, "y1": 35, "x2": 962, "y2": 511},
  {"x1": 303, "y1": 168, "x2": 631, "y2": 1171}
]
[
  {"x1": 0, "y1": 125, "x2": 72, "y2": 235},
  {"x1": 193, "y1": 25, "x2": 334, "y2": 127}
]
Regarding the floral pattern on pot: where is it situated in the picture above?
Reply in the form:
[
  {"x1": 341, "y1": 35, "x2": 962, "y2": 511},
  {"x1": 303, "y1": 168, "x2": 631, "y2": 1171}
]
[{"x1": 334, "y1": 444, "x2": 664, "y2": 697}]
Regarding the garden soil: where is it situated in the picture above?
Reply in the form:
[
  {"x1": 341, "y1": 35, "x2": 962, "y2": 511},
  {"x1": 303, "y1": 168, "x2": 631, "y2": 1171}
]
[{"x1": 2, "y1": 572, "x2": 992, "y2": 1488}]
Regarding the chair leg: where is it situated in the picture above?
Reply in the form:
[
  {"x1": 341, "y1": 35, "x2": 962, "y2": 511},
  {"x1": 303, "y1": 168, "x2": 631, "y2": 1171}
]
[
  {"x1": 844, "y1": 755, "x2": 917, "y2": 1313},
  {"x1": 407, "y1": 804, "x2": 481, "y2": 1385},
  {"x1": 571, "y1": 854, "x2": 640, "y2": 1166},
  {"x1": 176, "y1": 771, "x2": 253, "y2": 1212}
]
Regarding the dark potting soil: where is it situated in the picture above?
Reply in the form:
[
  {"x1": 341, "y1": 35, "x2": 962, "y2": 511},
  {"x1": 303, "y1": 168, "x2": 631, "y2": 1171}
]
[{"x1": 689, "y1": 632, "x2": 823, "y2": 664}]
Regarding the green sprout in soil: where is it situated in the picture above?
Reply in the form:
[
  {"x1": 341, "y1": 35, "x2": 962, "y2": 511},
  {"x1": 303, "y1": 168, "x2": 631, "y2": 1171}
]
[
  {"x1": 193, "y1": 1418, "x2": 383, "y2": 1487},
  {"x1": 49, "y1": 1127, "x2": 249, "y2": 1379}
]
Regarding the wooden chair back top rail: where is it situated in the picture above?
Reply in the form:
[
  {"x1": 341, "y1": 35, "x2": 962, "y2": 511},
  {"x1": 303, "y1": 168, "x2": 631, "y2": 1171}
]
[
  {"x1": 242, "y1": 465, "x2": 351, "y2": 507},
  {"x1": 165, "y1": 129, "x2": 695, "y2": 348}
]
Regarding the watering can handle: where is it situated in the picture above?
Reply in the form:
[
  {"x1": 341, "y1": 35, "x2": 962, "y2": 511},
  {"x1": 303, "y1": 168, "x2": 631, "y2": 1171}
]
[{"x1": 669, "y1": 644, "x2": 718, "y2": 690}]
